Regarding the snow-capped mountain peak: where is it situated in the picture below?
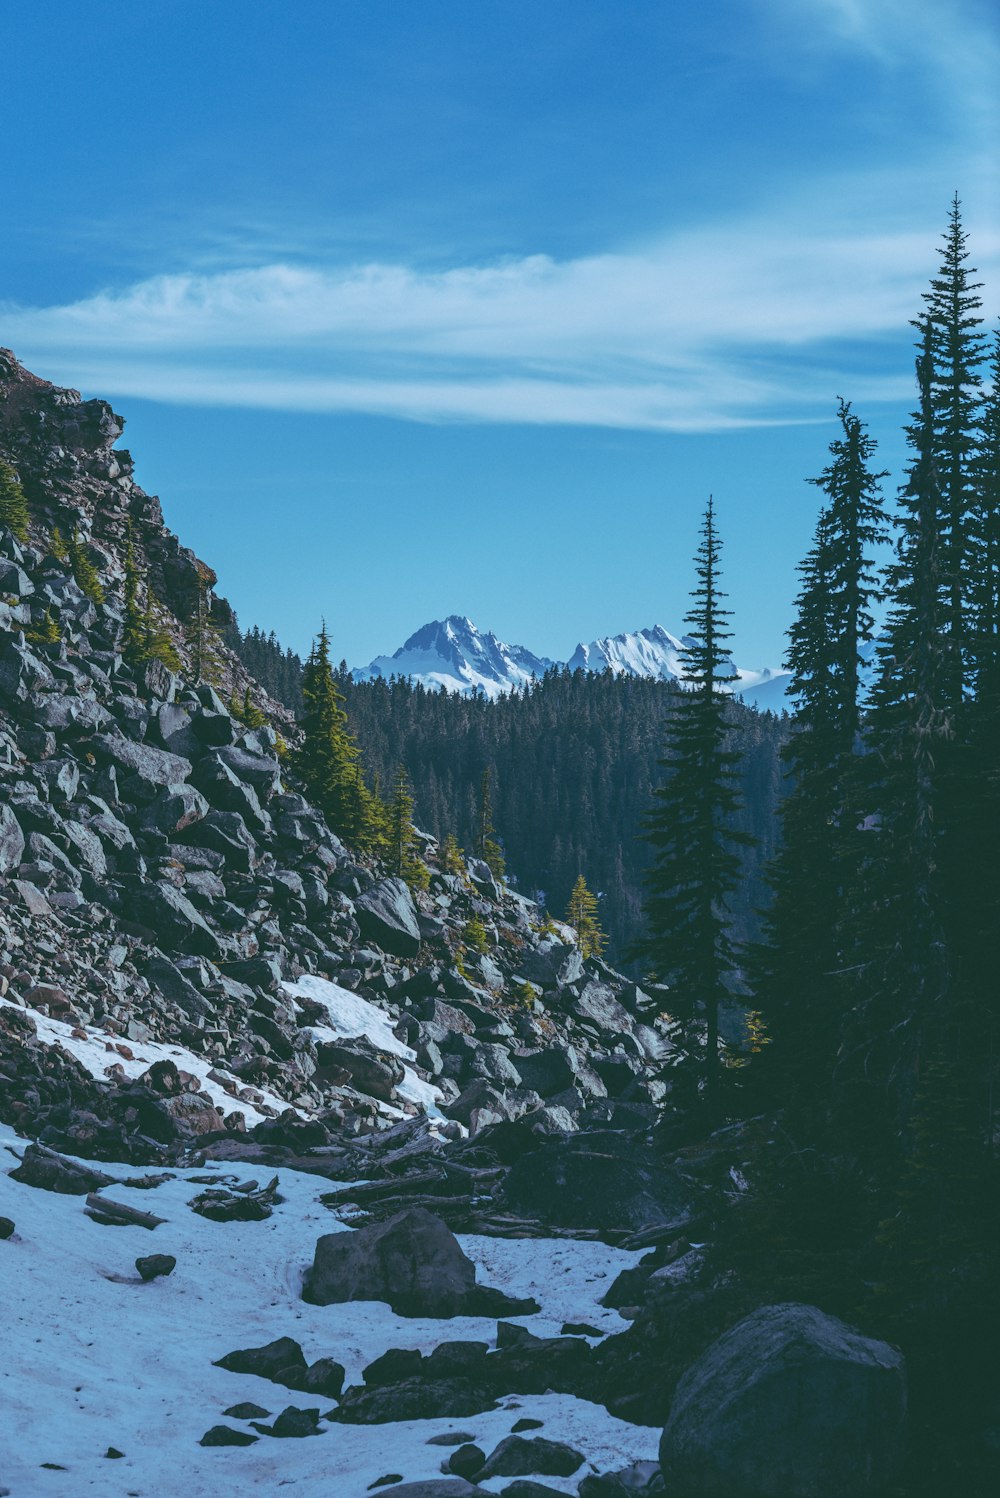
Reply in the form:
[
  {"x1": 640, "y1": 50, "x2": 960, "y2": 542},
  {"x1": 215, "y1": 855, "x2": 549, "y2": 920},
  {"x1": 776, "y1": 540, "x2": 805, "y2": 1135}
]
[
  {"x1": 357, "y1": 616, "x2": 791, "y2": 705},
  {"x1": 355, "y1": 614, "x2": 555, "y2": 699}
]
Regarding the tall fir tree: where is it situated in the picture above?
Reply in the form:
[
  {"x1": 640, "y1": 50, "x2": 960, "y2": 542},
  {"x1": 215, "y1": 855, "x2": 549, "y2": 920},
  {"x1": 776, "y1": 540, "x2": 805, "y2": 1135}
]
[
  {"x1": 185, "y1": 569, "x2": 222, "y2": 684},
  {"x1": 476, "y1": 767, "x2": 506, "y2": 881},
  {"x1": 68, "y1": 527, "x2": 105, "y2": 605},
  {"x1": 635, "y1": 497, "x2": 752, "y2": 1112},
  {"x1": 299, "y1": 623, "x2": 383, "y2": 851},
  {"x1": 919, "y1": 195, "x2": 986, "y2": 708},
  {"x1": 387, "y1": 764, "x2": 429, "y2": 891},
  {"x1": 855, "y1": 321, "x2": 952, "y2": 1134},
  {"x1": 0, "y1": 459, "x2": 30, "y2": 544},
  {"x1": 755, "y1": 401, "x2": 888, "y2": 1115},
  {"x1": 121, "y1": 521, "x2": 147, "y2": 666}
]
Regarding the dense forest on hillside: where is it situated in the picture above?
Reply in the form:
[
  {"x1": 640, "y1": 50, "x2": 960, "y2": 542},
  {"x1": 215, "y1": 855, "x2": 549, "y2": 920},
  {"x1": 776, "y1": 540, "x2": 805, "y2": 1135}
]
[
  {"x1": 225, "y1": 618, "x2": 787, "y2": 964},
  {"x1": 338, "y1": 667, "x2": 787, "y2": 965}
]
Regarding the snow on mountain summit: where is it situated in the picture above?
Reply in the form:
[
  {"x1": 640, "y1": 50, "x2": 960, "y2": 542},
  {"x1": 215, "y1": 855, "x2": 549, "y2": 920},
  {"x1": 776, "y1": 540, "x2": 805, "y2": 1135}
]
[
  {"x1": 358, "y1": 615, "x2": 791, "y2": 704},
  {"x1": 356, "y1": 614, "x2": 555, "y2": 699}
]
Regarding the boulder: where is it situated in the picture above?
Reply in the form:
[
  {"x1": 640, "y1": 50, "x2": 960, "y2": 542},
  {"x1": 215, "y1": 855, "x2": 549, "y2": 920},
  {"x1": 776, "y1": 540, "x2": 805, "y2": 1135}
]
[
  {"x1": 659, "y1": 1302, "x2": 907, "y2": 1498},
  {"x1": 355, "y1": 877, "x2": 422, "y2": 957},
  {"x1": 513, "y1": 1046, "x2": 606, "y2": 1100},
  {"x1": 135, "y1": 1252, "x2": 176, "y2": 1281},
  {"x1": 0, "y1": 804, "x2": 25, "y2": 874},
  {"x1": 316, "y1": 1037, "x2": 405, "y2": 1103},
  {"x1": 92, "y1": 733, "x2": 192, "y2": 792},
  {"x1": 124, "y1": 882, "x2": 221, "y2": 959},
  {"x1": 474, "y1": 1435, "x2": 585, "y2": 1479},
  {"x1": 332, "y1": 1377, "x2": 495, "y2": 1424},
  {"x1": 499, "y1": 1136, "x2": 691, "y2": 1234},
  {"x1": 142, "y1": 783, "x2": 209, "y2": 835},
  {"x1": 304, "y1": 1207, "x2": 539, "y2": 1318},
  {"x1": 199, "y1": 1425, "x2": 258, "y2": 1447},
  {"x1": 214, "y1": 1336, "x2": 308, "y2": 1380},
  {"x1": 10, "y1": 1144, "x2": 115, "y2": 1195}
]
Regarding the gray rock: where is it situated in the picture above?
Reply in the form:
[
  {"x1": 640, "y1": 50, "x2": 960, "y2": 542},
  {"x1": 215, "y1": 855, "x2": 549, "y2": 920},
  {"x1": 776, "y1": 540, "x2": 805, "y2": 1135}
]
[
  {"x1": 217, "y1": 745, "x2": 282, "y2": 798},
  {"x1": 215, "y1": 1336, "x2": 308, "y2": 1379},
  {"x1": 0, "y1": 636, "x2": 53, "y2": 703},
  {"x1": 0, "y1": 804, "x2": 25, "y2": 874},
  {"x1": 316, "y1": 1037, "x2": 405, "y2": 1103},
  {"x1": 199, "y1": 1425, "x2": 259, "y2": 1447},
  {"x1": 305, "y1": 1207, "x2": 538, "y2": 1318},
  {"x1": 355, "y1": 877, "x2": 422, "y2": 957},
  {"x1": 659, "y1": 1302, "x2": 907, "y2": 1498},
  {"x1": 142, "y1": 783, "x2": 209, "y2": 835},
  {"x1": 513, "y1": 1046, "x2": 606, "y2": 1100},
  {"x1": 518, "y1": 938, "x2": 583, "y2": 989},
  {"x1": 93, "y1": 733, "x2": 192, "y2": 791},
  {"x1": 136, "y1": 1253, "x2": 176, "y2": 1281},
  {"x1": 475, "y1": 1434, "x2": 584, "y2": 1479},
  {"x1": 500, "y1": 1136, "x2": 692, "y2": 1233},
  {"x1": 10, "y1": 1144, "x2": 115, "y2": 1195},
  {"x1": 124, "y1": 882, "x2": 222, "y2": 959},
  {"x1": 179, "y1": 809, "x2": 257, "y2": 871}
]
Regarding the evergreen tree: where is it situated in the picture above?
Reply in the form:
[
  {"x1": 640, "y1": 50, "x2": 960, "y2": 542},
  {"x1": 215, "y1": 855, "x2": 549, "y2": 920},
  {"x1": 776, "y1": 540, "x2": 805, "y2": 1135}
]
[
  {"x1": 141, "y1": 595, "x2": 182, "y2": 672},
  {"x1": 565, "y1": 874, "x2": 606, "y2": 958},
  {"x1": 441, "y1": 833, "x2": 466, "y2": 876},
  {"x1": 0, "y1": 459, "x2": 30, "y2": 545},
  {"x1": 634, "y1": 497, "x2": 752, "y2": 1112},
  {"x1": 919, "y1": 195, "x2": 986, "y2": 707},
  {"x1": 857, "y1": 321, "x2": 952, "y2": 1132},
  {"x1": 387, "y1": 763, "x2": 429, "y2": 891},
  {"x1": 475, "y1": 767, "x2": 506, "y2": 880},
  {"x1": 185, "y1": 570, "x2": 222, "y2": 684},
  {"x1": 121, "y1": 522, "x2": 147, "y2": 666},
  {"x1": 68, "y1": 527, "x2": 105, "y2": 605},
  {"x1": 49, "y1": 525, "x2": 69, "y2": 562},
  {"x1": 299, "y1": 623, "x2": 382, "y2": 851},
  {"x1": 25, "y1": 607, "x2": 60, "y2": 647},
  {"x1": 755, "y1": 401, "x2": 889, "y2": 1113}
]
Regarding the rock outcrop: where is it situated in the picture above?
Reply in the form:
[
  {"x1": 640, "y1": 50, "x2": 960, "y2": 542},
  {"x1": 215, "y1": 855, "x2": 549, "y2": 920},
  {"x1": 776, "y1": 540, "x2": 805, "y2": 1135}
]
[{"x1": 659, "y1": 1302, "x2": 907, "y2": 1498}]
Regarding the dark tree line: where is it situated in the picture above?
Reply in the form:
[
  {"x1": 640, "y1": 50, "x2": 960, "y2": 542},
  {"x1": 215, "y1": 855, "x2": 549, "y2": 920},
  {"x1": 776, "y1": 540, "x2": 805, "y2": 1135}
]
[
  {"x1": 668, "y1": 199, "x2": 1000, "y2": 1498},
  {"x1": 335, "y1": 663, "x2": 785, "y2": 966}
]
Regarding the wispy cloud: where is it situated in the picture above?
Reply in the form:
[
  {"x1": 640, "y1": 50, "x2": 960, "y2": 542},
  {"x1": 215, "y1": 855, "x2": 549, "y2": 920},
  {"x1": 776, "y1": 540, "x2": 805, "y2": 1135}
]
[{"x1": 3, "y1": 180, "x2": 997, "y2": 431}]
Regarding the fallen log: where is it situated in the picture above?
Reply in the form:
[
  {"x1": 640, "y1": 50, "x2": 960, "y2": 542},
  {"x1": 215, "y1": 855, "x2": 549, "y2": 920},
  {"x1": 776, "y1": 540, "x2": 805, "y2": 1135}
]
[{"x1": 84, "y1": 1193, "x2": 166, "y2": 1230}]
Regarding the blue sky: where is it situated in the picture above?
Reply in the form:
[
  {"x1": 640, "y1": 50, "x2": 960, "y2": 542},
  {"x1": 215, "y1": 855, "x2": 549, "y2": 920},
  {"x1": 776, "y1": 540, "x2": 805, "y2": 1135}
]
[{"x1": 2, "y1": 0, "x2": 998, "y2": 668}]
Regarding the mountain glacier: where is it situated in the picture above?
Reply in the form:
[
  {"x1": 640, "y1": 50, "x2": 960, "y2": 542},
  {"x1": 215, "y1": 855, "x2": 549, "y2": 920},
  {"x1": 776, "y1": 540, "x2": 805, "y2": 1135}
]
[{"x1": 357, "y1": 615, "x2": 791, "y2": 706}]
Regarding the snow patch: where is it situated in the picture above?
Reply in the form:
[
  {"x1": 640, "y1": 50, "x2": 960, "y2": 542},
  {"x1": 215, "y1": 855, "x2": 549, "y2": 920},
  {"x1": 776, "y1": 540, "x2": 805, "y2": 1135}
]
[
  {"x1": 283, "y1": 974, "x2": 448, "y2": 1121},
  {"x1": 0, "y1": 994, "x2": 292, "y2": 1127},
  {"x1": 0, "y1": 1122, "x2": 657, "y2": 1496}
]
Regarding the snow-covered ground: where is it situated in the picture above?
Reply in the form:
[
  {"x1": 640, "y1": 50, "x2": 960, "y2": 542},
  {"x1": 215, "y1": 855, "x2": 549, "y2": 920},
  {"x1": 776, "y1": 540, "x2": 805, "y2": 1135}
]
[
  {"x1": 0, "y1": 1122, "x2": 658, "y2": 1497},
  {"x1": 0, "y1": 995, "x2": 295, "y2": 1128},
  {"x1": 283, "y1": 974, "x2": 447, "y2": 1118}
]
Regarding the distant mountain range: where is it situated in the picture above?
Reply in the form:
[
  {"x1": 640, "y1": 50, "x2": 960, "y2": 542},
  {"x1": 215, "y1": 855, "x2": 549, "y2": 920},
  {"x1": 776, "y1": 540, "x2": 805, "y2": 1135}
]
[{"x1": 355, "y1": 615, "x2": 792, "y2": 708}]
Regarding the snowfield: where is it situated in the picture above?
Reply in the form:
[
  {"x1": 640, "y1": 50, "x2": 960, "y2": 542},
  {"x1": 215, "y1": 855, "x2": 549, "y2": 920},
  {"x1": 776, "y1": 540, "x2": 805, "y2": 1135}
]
[{"x1": 0, "y1": 1122, "x2": 658, "y2": 1497}]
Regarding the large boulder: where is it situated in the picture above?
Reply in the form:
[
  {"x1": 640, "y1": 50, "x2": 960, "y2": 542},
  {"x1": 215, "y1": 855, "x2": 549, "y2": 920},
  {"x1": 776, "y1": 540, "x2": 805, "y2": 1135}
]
[
  {"x1": 123, "y1": 882, "x2": 222, "y2": 959},
  {"x1": 92, "y1": 733, "x2": 192, "y2": 793},
  {"x1": 304, "y1": 1207, "x2": 538, "y2": 1318},
  {"x1": 659, "y1": 1302, "x2": 907, "y2": 1498},
  {"x1": 499, "y1": 1134, "x2": 692, "y2": 1233},
  {"x1": 354, "y1": 877, "x2": 421, "y2": 957},
  {"x1": 0, "y1": 803, "x2": 25, "y2": 874}
]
